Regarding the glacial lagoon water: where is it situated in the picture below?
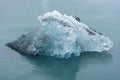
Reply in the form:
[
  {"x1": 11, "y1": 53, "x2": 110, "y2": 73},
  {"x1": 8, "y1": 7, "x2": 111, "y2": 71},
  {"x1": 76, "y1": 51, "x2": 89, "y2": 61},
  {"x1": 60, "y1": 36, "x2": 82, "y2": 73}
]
[{"x1": 0, "y1": 0, "x2": 120, "y2": 80}]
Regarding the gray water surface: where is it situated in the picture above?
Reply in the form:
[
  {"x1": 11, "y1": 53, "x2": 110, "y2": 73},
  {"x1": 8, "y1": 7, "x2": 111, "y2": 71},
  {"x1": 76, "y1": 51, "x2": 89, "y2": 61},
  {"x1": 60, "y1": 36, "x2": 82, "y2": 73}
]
[{"x1": 0, "y1": 0, "x2": 120, "y2": 80}]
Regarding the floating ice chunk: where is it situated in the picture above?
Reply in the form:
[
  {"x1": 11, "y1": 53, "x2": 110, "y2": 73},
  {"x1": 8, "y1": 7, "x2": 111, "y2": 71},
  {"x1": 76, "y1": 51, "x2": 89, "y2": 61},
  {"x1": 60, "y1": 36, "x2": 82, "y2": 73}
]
[{"x1": 6, "y1": 10, "x2": 113, "y2": 58}]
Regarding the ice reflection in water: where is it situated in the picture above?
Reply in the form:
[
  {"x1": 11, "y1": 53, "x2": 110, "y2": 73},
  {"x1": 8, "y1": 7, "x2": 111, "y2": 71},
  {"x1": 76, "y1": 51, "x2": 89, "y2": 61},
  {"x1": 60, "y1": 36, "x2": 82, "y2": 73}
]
[{"x1": 20, "y1": 51, "x2": 112, "y2": 80}]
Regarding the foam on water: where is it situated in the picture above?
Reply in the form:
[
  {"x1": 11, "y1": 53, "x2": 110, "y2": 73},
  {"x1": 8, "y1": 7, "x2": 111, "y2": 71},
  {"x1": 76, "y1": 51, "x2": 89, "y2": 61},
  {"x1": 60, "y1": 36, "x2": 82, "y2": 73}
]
[{"x1": 6, "y1": 10, "x2": 113, "y2": 58}]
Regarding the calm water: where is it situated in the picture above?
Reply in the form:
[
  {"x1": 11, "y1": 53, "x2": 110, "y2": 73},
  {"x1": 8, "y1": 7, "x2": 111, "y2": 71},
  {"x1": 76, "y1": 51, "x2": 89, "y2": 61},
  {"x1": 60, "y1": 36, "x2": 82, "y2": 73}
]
[{"x1": 0, "y1": 0, "x2": 120, "y2": 80}]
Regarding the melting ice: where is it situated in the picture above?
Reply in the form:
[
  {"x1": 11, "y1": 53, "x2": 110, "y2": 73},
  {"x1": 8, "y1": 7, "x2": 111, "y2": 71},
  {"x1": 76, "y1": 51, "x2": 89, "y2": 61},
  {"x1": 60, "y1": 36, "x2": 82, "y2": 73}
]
[{"x1": 6, "y1": 11, "x2": 113, "y2": 58}]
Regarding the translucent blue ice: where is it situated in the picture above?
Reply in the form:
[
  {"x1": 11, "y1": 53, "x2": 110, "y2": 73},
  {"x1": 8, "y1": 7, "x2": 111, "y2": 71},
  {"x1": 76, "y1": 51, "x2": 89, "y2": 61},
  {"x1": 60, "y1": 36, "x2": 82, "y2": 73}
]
[{"x1": 6, "y1": 11, "x2": 113, "y2": 58}]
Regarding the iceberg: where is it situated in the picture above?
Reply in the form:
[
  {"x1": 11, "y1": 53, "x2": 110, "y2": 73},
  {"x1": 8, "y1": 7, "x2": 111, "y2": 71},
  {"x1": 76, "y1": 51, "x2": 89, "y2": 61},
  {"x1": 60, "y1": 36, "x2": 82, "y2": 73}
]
[{"x1": 6, "y1": 10, "x2": 113, "y2": 58}]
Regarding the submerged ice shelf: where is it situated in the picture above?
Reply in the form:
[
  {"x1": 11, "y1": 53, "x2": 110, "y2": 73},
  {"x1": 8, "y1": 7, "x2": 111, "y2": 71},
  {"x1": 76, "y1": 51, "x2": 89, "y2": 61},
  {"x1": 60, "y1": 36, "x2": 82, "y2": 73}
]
[{"x1": 6, "y1": 10, "x2": 113, "y2": 58}]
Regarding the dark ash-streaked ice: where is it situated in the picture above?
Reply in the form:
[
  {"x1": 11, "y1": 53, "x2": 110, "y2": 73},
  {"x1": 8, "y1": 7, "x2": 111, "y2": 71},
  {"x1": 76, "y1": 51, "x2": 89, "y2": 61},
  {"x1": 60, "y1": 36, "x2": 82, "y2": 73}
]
[{"x1": 6, "y1": 11, "x2": 113, "y2": 58}]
